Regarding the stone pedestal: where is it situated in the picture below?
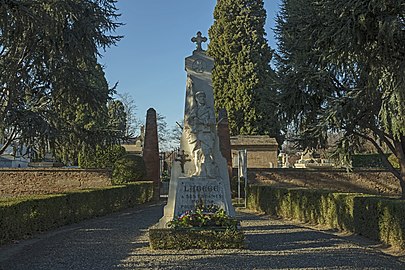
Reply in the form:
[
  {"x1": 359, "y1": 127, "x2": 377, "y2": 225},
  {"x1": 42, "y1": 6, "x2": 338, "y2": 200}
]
[{"x1": 159, "y1": 177, "x2": 233, "y2": 226}]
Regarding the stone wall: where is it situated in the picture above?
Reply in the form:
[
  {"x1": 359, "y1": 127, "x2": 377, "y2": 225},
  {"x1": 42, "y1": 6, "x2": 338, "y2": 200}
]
[
  {"x1": 243, "y1": 168, "x2": 401, "y2": 196},
  {"x1": 0, "y1": 168, "x2": 112, "y2": 197}
]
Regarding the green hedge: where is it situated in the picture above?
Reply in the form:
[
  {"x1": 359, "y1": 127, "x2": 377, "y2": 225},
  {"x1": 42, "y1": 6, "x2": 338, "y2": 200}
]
[
  {"x1": 0, "y1": 182, "x2": 153, "y2": 246},
  {"x1": 112, "y1": 155, "x2": 147, "y2": 184},
  {"x1": 351, "y1": 154, "x2": 390, "y2": 168},
  {"x1": 149, "y1": 227, "x2": 245, "y2": 250},
  {"x1": 247, "y1": 185, "x2": 405, "y2": 251}
]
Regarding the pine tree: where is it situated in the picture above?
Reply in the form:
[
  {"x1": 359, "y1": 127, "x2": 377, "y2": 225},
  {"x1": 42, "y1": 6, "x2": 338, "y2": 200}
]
[
  {"x1": 208, "y1": 0, "x2": 278, "y2": 137},
  {"x1": 275, "y1": 0, "x2": 405, "y2": 197}
]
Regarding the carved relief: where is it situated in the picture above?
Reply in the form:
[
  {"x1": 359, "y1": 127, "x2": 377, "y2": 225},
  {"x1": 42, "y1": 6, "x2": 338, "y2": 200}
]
[
  {"x1": 184, "y1": 79, "x2": 218, "y2": 178},
  {"x1": 192, "y1": 59, "x2": 206, "y2": 73}
]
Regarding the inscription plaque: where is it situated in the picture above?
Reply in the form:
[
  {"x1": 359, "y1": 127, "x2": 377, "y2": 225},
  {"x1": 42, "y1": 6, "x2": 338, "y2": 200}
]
[{"x1": 174, "y1": 178, "x2": 226, "y2": 217}]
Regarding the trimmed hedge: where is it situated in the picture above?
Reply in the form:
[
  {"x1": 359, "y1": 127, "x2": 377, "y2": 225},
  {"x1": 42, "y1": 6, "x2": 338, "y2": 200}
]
[
  {"x1": 247, "y1": 185, "x2": 405, "y2": 251},
  {"x1": 351, "y1": 154, "x2": 390, "y2": 168},
  {"x1": 149, "y1": 227, "x2": 245, "y2": 249},
  {"x1": 0, "y1": 181, "x2": 153, "y2": 246},
  {"x1": 112, "y1": 155, "x2": 147, "y2": 184}
]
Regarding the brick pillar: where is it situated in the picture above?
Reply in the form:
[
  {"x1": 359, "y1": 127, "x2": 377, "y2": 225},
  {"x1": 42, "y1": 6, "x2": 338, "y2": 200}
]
[
  {"x1": 143, "y1": 108, "x2": 160, "y2": 200},
  {"x1": 217, "y1": 108, "x2": 232, "y2": 185}
]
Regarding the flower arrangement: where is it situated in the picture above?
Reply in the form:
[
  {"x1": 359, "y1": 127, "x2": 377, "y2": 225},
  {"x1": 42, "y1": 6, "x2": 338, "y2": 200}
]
[{"x1": 167, "y1": 204, "x2": 238, "y2": 229}]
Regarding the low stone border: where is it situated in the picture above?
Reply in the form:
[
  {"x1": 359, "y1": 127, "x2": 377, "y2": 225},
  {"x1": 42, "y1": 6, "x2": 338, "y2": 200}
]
[{"x1": 149, "y1": 226, "x2": 245, "y2": 250}]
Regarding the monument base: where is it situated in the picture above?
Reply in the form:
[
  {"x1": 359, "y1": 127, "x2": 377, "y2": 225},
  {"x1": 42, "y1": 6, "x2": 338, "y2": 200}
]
[
  {"x1": 149, "y1": 225, "x2": 245, "y2": 250},
  {"x1": 158, "y1": 177, "x2": 235, "y2": 227}
]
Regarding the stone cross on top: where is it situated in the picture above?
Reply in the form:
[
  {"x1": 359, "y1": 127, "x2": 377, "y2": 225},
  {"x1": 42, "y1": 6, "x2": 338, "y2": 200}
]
[{"x1": 191, "y1": 31, "x2": 207, "y2": 52}]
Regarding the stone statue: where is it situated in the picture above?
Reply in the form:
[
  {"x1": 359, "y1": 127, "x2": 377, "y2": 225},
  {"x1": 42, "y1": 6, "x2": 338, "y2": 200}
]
[{"x1": 186, "y1": 91, "x2": 218, "y2": 178}]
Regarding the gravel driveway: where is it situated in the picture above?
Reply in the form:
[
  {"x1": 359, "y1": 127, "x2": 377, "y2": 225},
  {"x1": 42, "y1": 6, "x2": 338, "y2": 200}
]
[{"x1": 1, "y1": 202, "x2": 404, "y2": 270}]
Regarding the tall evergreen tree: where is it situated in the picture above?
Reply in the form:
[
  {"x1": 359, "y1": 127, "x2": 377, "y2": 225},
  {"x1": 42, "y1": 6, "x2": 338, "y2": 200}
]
[
  {"x1": 108, "y1": 99, "x2": 127, "y2": 142},
  {"x1": 275, "y1": 0, "x2": 405, "y2": 197},
  {"x1": 50, "y1": 61, "x2": 113, "y2": 164},
  {"x1": 0, "y1": 0, "x2": 122, "y2": 158},
  {"x1": 208, "y1": 0, "x2": 279, "y2": 137}
]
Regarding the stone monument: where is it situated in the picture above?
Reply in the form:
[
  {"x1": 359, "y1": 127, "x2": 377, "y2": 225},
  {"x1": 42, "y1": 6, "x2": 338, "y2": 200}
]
[
  {"x1": 158, "y1": 32, "x2": 235, "y2": 227},
  {"x1": 143, "y1": 108, "x2": 160, "y2": 200}
]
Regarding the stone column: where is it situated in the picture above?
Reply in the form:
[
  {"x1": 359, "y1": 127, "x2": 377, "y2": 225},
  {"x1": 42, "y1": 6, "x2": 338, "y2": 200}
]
[
  {"x1": 143, "y1": 108, "x2": 160, "y2": 200},
  {"x1": 217, "y1": 108, "x2": 232, "y2": 186}
]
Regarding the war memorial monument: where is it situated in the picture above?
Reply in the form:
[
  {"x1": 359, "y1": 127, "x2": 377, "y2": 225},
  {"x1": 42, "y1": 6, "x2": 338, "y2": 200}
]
[{"x1": 149, "y1": 32, "x2": 243, "y2": 249}]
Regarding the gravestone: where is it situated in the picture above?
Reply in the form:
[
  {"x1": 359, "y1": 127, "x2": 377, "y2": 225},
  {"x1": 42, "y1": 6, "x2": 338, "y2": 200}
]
[{"x1": 158, "y1": 32, "x2": 235, "y2": 227}]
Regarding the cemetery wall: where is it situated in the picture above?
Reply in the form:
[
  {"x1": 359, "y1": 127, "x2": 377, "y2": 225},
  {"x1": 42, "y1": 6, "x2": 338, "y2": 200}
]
[
  {"x1": 0, "y1": 168, "x2": 112, "y2": 197},
  {"x1": 243, "y1": 168, "x2": 401, "y2": 196}
]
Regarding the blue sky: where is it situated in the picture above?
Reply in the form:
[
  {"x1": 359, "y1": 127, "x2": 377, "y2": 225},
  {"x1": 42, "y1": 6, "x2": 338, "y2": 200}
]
[{"x1": 100, "y1": 0, "x2": 281, "y2": 132}]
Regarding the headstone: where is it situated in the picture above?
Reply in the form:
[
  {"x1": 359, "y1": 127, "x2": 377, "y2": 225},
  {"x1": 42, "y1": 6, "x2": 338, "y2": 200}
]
[
  {"x1": 158, "y1": 32, "x2": 235, "y2": 227},
  {"x1": 143, "y1": 108, "x2": 160, "y2": 200}
]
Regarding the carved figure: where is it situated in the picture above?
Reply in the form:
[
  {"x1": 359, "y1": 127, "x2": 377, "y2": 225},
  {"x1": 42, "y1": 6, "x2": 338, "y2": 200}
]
[{"x1": 186, "y1": 91, "x2": 217, "y2": 178}]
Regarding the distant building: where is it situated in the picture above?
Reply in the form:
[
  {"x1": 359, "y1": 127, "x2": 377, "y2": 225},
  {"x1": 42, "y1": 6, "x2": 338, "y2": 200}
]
[
  {"x1": 0, "y1": 155, "x2": 13, "y2": 167},
  {"x1": 0, "y1": 144, "x2": 30, "y2": 168},
  {"x1": 230, "y1": 135, "x2": 279, "y2": 168},
  {"x1": 121, "y1": 125, "x2": 144, "y2": 156},
  {"x1": 121, "y1": 142, "x2": 143, "y2": 156}
]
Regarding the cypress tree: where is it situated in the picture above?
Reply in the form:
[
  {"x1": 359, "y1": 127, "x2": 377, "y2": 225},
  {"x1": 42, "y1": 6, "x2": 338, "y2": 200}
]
[{"x1": 208, "y1": 0, "x2": 278, "y2": 137}]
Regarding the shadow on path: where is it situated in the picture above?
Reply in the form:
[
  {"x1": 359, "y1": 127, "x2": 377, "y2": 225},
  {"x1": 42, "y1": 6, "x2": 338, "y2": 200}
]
[
  {"x1": 119, "y1": 209, "x2": 405, "y2": 270},
  {"x1": 1, "y1": 204, "x2": 404, "y2": 270},
  {"x1": 0, "y1": 202, "x2": 164, "y2": 270}
]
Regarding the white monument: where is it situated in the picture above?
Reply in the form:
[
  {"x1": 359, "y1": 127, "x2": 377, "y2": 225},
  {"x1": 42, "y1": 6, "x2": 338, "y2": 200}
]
[{"x1": 159, "y1": 32, "x2": 235, "y2": 227}]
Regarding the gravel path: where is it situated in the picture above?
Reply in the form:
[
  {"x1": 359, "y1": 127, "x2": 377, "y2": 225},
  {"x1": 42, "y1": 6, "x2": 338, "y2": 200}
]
[{"x1": 1, "y1": 202, "x2": 404, "y2": 270}]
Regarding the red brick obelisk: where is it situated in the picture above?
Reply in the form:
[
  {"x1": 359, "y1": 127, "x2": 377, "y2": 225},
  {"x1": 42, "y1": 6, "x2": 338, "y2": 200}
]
[{"x1": 143, "y1": 108, "x2": 160, "y2": 200}]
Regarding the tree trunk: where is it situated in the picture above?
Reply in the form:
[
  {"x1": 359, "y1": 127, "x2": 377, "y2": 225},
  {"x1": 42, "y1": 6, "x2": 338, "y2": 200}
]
[
  {"x1": 400, "y1": 161, "x2": 405, "y2": 199},
  {"x1": 396, "y1": 137, "x2": 405, "y2": 199},
  {"x1": 362, "y1": 132, "x2": 405, "y2": 198}
]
